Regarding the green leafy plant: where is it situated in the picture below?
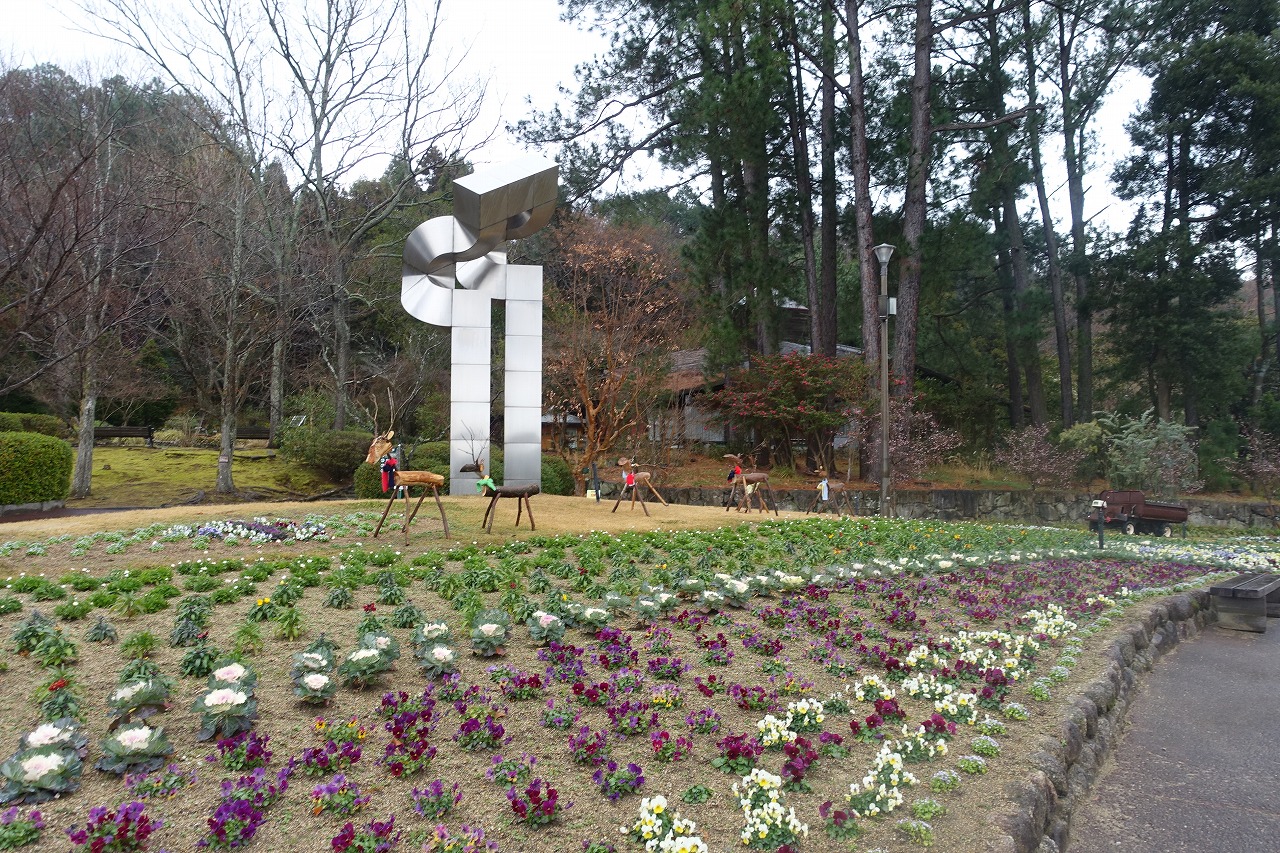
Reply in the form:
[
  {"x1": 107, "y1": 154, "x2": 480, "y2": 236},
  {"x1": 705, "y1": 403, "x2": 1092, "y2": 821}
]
[
  {"x1": 274, "y1": 607, "x2": 305, "y2": 641},
  {"x1": 231, "y1": 622, "x2": 263, "y2": 657},
  {"x1": 120, "y1": 631, "x2": 158, "y2": 660},
  {"x1": 84, "y1": 616, "x2": 117, "y2": 644}
]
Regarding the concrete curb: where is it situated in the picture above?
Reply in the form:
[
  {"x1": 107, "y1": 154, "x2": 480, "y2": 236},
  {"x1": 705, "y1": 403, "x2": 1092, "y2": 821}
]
[{"x1": 983, "y1": 590, "x2": 1213, "y2": 853}]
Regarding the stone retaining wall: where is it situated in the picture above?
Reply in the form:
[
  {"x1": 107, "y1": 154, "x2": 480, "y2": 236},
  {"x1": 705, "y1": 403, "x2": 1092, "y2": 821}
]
[
  {"x1": 597, "y1": 483, "x2": 1271, "y2": 529},
  {"x1": 983, "y1": 591, "x2": 1213, "y2": 853},
  {"x1": 0, "y1": 499, "x2": 65, "y2": 517}
]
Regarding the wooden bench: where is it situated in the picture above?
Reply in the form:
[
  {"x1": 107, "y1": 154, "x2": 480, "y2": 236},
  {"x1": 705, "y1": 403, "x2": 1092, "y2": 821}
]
[
  {"x1": 1209, "y1": 573, "x2": 1280, "y2": 632},
  {"x1": 93, "y1": 425, "x2": 154, "y2": 446},
  {"x1": 236, "y1": 427, "x2": 270, "y2": 441}
]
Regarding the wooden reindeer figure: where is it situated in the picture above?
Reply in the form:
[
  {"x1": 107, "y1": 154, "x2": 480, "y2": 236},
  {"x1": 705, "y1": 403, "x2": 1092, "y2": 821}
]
[
  {"x1": 458, "y1": 458, "x2": 541, "y2": 533},
  {"x1": 723, "y1": 452, "x2": 779, "y2": 515},
  {"x1": 611, "y1": 457, "x2": 669, "y2": 516},
  {"x1": 366, "y1": 431, "x2": 450, "y2": 541},
  {"x1": 806, "y1": 469, "x2": 853, "y2": 516}
]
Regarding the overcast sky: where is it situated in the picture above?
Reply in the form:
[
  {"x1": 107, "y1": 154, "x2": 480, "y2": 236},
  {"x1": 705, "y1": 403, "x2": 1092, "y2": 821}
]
[
  {"x1": 1, "y1": 0, "x2": 1146, "y2": 231},
  {"x1": 0, "y1": 0, "x2": 602, "y2": 167}
]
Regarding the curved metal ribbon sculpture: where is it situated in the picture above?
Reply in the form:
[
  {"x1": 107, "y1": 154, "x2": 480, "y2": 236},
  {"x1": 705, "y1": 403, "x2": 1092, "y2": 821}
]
[{"x1": 400, "y1": 156, "x2": 558, "y2": 494}]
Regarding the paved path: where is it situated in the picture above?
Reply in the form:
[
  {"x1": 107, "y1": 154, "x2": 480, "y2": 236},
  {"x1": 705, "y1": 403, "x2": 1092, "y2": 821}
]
[{"x1": 1067, "y1": 622, "x2": 1280, "y2": 852}]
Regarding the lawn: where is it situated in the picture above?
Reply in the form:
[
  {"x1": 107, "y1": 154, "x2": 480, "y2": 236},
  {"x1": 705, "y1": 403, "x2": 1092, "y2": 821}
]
[{"x1": 0, "y1": 499, "x2": 1264, "y2": 852}]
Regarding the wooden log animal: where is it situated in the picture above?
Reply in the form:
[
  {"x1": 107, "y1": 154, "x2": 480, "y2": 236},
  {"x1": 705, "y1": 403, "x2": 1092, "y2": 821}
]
[
  {"x1": 459, "y1": 459, "x2": 540, "y2": 533},
  {"x1": 723, "y1": 453, "x2": 779, "y2": 515},
  {"x1": 806, "y1": 470, "x2": 853, "y2": 516},
  {"x1": 366, "y1": 431, "x2": 449, "y2": 541},
  {"x1": 611, "y1": 457, "x2": 669, "y2": 516}
]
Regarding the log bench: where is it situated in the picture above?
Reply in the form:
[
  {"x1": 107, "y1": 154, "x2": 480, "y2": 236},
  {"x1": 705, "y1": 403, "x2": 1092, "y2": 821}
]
[
  {"x1": 1209, "y1": 573, "x2": 1280, "y2": 632},
  {"x1": 236, "y1": 427, "x2": 270, "y2": 441},
  {"x1": 92, "y1": 425, "x2": 154, "y2": 446}
]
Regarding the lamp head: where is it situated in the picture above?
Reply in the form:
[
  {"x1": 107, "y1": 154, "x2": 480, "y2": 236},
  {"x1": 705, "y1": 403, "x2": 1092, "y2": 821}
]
[{"x1": 872, "y1": 243, "x2": 896, "y2": 266}]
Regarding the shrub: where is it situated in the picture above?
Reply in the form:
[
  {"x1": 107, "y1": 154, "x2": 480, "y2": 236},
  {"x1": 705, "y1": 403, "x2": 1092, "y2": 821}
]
[
  {"x1": 541, "y1": 456, "x2": 574, "y2": 496},
  {"x1": 0, "y1": 412, "x2": 66, "y2": 437},
  {"x1": 312, "y1": 431, "x2": 373, "y2": 481},
  {"x1": 0, "y1": 432, "x2": 73, "y2": 504}
]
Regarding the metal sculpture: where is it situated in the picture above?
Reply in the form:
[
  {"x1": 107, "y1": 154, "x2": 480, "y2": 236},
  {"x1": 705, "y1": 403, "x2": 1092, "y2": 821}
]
[
  {"x1": 723, "y1": 453, "x2": 779, "y2": 515},
  {"x1": 400, "y1": 156, "x2": 558, "y2": 495},
  {"x1": 806, "y1": 470, "x2": 853, "y2": 516},
  {"x1": 458, "y1": 458, "x2": 540, "y2": 533},
  {"x1": 366, "y1": 431, "x2": 449, "y2": 541},
  {"x1": 611, "y1": 456, "x2": 668, "y2": 516}
]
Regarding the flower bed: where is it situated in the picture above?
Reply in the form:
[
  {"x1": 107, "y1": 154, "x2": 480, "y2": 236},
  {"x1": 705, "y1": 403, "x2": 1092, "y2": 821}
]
[{"x1": 0, "y1": 513, "x2": 1264, "y2": 851}]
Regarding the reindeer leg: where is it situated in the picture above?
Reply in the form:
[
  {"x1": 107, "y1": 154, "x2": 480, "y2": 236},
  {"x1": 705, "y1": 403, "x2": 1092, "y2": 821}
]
[
  {"x1": 725, "y1": 482, "x2": 737, "y2": 511},
  {"x1": 611, "y1": 489, "x2": 625, "y2": 513},
  {"x1": 636, "y1": 487, "x2": 650, "y2": 517},
  {"x1": 485, "y1": 493, "x2": 500, "y2": 533},
  {"x1": 402, "y1": 489, "x2": 415, "y2": 541},
  {"x1": 374, "y1": 494, "x2": 396, "y2": 538},
  {"x1": 524, "y1": 496, "x2": 536, "y2": 530},
  {"x1": 432, "y1": 487, "x2": 450, "y2": 538},
  {"x1": 766, "y1": 484, "x2": 779, "y2": 516},
  {"x1": 515, "y1": 495, "x2": 524, "y2": 528},
  {"x1": 406, "y1": 490, "x2": 429, "y2": 527},
  {"x1": 648, "y1": 483, "x2": 669, "y2": 506}
]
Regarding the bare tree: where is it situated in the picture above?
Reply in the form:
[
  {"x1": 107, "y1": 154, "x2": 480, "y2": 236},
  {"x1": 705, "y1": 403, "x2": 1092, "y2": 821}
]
[
  {"x1": 542, "y1": 214, "x2": 687, "y2": 495},
  {"x1": 90, "y1": 0, "x2": 485, "y2": 443}
]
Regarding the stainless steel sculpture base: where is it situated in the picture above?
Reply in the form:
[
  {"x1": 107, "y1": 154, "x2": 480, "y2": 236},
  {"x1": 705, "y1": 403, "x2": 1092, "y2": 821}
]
[{"x1": 401, "y1": 156, "x2": 558, "y2": 494}]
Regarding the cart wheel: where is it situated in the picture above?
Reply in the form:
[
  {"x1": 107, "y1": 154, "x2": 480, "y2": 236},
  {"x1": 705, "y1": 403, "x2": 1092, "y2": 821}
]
[
  {"x1": 1159, "y1": 523, "x2": 1172, "y2": 538},
  {"x1": 1123, "y1": 521, "x2": 1136, "y2": 535}
]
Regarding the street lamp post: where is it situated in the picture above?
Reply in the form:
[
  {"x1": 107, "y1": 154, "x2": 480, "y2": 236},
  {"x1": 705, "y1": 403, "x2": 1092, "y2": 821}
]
[{"x1": 873, "y1": 243, "x2": 895, "y2": 517}]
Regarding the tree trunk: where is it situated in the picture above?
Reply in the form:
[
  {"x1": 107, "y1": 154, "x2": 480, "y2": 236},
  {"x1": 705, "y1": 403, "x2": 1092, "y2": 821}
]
[
  {"x1": 217, "y1": 319, "x2": 237, "y2": 495},
  {"x1": 818, "y1": 2, "x2": 838, "y2": 357},
  {"x1": 1059, "y1": 9, "x2": 1093, "y2": 420},
  {"x1": 1003, "y1": 191, "x2": 1048, "y2": 425},
  {"x1": 846, "y1": 0, "x2": 881, "y2": 373},
  {"x1": 1023, "y1": 0, "x2": 1073, "y2": 427},
  {"x1": 332, "y1": 273, "x2": 351, "y2": 431},
  {"x1": 783, "y1": 23, "x2": 821, "y2": 354},
  {"x1": 893, "y1": 0, "x2": 934, "y2": 396},
  {"x1": 996, "y1": 234, "x2": 1024, "y2": 428},
  {"x1": 71, "y1": 371, "x2": 97, "y2": 499}
]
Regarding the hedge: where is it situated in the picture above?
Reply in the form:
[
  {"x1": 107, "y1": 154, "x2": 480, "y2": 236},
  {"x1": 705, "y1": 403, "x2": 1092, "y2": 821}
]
[
  {"x1": 0, "y1": 432, "x2": 73, "y2": 505},
  {"x1": 278, "y1": 428, "x2": 372, "y2": 481},
  {"x1": 0, "y1": 412, "x2": 67, "y2": 438}
]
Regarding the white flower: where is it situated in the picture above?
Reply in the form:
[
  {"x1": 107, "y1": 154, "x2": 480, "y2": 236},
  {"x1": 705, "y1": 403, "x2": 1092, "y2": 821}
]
[
  {"x1": 25, "y1": 723, "x2": 70, "y2": 748},
  {"x1": 478, "y1": 623, "x2": 503, "y2": 638},
  {"x1": 111, "y1": 682, "x2": 147, "y2": 705},
  {"x1": 299, "y1": 652, "x2": 328, "y2": 668},
  {"x1": 431, "y1": 646, "x2": 455, "y2": 662},
  {"x1": 538, "y1": 613, "x2": 558, "y2": 628},
  {"x1": 302, "y1": 674, "x2": 330, "y2": 691},
  {"x1": 203, "y1": 688, "x2": 248, "y2": 712},
  {"x1": 20, "y1": 751, "x2": 65, "y2": 781},
  {"x1": 213, "y1": 663, "x2": 248, "y2": 683},
  {"x1": 115, "y1": 726, "x2": 154, "y2": 751},
  {"x1": 374, "y1": 636, "x2": 391, "y2": 650},
  {"x1": 349, "y1": 648, "x2": 380, "y2": 662}
]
